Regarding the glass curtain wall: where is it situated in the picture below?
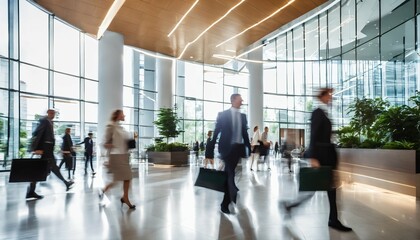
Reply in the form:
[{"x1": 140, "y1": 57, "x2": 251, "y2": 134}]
[
  {"x1": 0, "y1": 0, "x2": 99, "y2": 169},
  {"x1": 263, "y1": 0, "x2": 419, "y2": 147},
  {"x1": 175, "y1": 61, "x2": 249, "y2": 148}
]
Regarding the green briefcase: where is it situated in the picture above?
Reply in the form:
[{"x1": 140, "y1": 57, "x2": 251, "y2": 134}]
[
  {"x1": 299, "y1": 166, "x2": 333, "y2": 191},
  {"x1": 194, "y1": 168, "x2": 227, "y2": 192}
]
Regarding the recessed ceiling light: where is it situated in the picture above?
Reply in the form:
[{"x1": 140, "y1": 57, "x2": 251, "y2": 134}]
[{"x1": 190, "y1": 56, "x2": 194, "y2": 59}]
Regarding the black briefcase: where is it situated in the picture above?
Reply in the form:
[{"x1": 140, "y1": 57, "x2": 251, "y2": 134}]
[
  {"x1": 194, "y1": 168, "x2": 227, "y2": 192},
  {"x1": 299, "y1": 166, "x2": 332, "y2": 191},
  {"x1": 9, "y1": 158, "x2": 49, "y2": 182}
]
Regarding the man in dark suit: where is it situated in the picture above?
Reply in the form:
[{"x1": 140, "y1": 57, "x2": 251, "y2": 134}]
[
  {"x1": 79, "y1": 132, "x2": 95, "y2": 175},
  {"x1": 281, "y1": 88, "x2": 352, "y2": 232},
  {"x1": 207, "y1": 93, "x2": 251, "y2": 214},
  {"x1": 27, "y1": 109, "x2": 74, "y2": 200}
]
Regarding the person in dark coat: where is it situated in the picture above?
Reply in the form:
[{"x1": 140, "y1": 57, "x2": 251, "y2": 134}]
[
  {"x1": 27, "y1": 109, "x2": 74, "y2": 200},
  {"x1": 207, "y1": 94, "x2": 251, "y2": 214},
  {"x1": 78, "y1": 132, "x2": 95, "y2": 175},
  {"x1": 203, "y1": 131, "x2": 214, "y2": 169},
  {"x1": 59, "y1": 128, "x2": 75, "y2": 179},
  {"x1": 274, "y1": 141, "x2": 279, "y2": 159},
  {"x1": 281, "y1": 88, "x2": 352, "y2": 232}
]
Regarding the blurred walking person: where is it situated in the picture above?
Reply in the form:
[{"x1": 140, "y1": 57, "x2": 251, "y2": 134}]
[
  {"x1": 207, "y1": 94, "x2": 251, "y2": 214},
  {"x1": 27, "y1": 109, "x2": 74, "y2": 200},
  {"x1": 100, "y1": 109, "x2": 136, "y2": 209}
]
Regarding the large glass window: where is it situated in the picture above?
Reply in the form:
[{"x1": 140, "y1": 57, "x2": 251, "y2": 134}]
[
  {"x1": 357, "y1": 0, "x2": 379, "y2": 46},
  {"x1": 85, "y1": 80, "x2": 98, "y2": 102},
  {"x1": 54, "y1": 19, "x2": 80, "y2": 75},
  {"x1": 0, "y1": 59, "x2": 8, "y2": 88},
  {"x1": 341, "y1": 0, "x2": 356, "y2": 53},
  {"x1": 185, "y1": 62, "x2": 203, "y2": 99},
  {"x1": 203, "y1": 66, "x2": 223, "y2": 101},
  {"x1": 381, "y1": 0, "x2": 414, "y2": 34},
  {"x1": 328, "y1": 4, "x2": 341, "y2": 58},
  {"x1": 305, "y1": 18, "x2": 319, "y2": 61},
  {"x1": 85, "y1": 36, "x2": 98, "y2": 80},
  {"x1": 19, "y1": 0, "x2": 49, "y2": 67},
  {"x1": 20, "y1": 64, "x2": 48, "y2": 95},
  {"x1": 0, "y1": 0, "x2": 8, "y2": 57},
  {"x1": 54, "y1": 73, "x2": 80, "y2": 99}
]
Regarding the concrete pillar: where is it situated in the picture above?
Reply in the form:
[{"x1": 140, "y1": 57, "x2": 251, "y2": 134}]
[
  {"x1": 156, "y1": 57, "x2": 175, "y2": 109},
  {"x1": 98, "y1": 31, "x2": 124, "y2": 145},
  {"x1": 247, "y1": 47, "x2": 264, "y2": 135}
]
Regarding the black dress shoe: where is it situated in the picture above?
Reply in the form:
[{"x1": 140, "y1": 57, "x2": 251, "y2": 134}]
[
  {"x1": 66, "y1": 181, "x2": 75, "y2": 191},
  {"x1": 26, "y1": 192, "x2": 44, "y2": 200},
  {"x1": 328, "y1": 220, "x2": 352, "y2": 232},
  {"x1": 221, "y1": 206, "x2": 230, "y2": 214}
]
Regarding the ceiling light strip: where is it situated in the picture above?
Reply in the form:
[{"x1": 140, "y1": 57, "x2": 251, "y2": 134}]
[
  {"x1": 213, "y1": 54, "x2": 272, "y2": 64},
  {"x1": 167, "y1": 0, "x2": 200, "y2": 37},
  {"x1": 177, "y1": 0, "x2": 245, "y2": 59},
  {"x1": 236, "y1": 43, "x2": 265, "y2": 58},
  {"x1": 97, "y1": 0, "x2": 126, "y2": 39},
  {"x1": 134, "y1": 48, "x2": 175, "y2": 61},
  {"x1": 265, "y1": 0, "x2": 340, "y2": 43},
  {"x1": 216, "y1": 0, "x2": 295, "y2": 48}
]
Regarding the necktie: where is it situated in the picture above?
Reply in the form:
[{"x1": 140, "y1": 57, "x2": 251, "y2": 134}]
[{"x1": 234, "y1": 111, "x2": 241, "y2": 143}]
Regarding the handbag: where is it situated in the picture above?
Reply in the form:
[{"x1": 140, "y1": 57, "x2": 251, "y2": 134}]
[
  {"x1": 194, "y1": 168, "x2": 227, "y2": 192},
  {"x1": 127, "y1": 139, "x2": 136, "y2": 149},
  {"x1": 299, "y1": 166, "x2": 332, "y2": 191},
  {"x1": 9, "y1": 157, "x2": 50, "y2": 182}
]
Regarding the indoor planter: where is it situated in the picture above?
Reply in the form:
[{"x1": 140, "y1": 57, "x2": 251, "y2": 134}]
[
  {"x1": 146, "y1": 106, "x2": 189, "y2": 166},
  {"x1": 336, "y1": 92, "x2": 420, "y2": 197}
]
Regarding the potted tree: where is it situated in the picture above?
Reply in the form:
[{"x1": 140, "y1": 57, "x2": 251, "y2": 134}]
[{"x1": 146, "y1": 106, "x2": 189, "y2": 165}]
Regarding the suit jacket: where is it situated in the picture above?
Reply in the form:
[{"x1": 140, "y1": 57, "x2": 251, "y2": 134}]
[
  {"x1": 308, "y1": 108, "x2": 338, "y2": 168},
  {"x1": 209, "y1": 108, "x2": 251, "y2": 160},
  {"x1": 31, "y1": 116, "x2": 55, "y2": 152},
  {"x1": 80, "y1": 137, "x2": 94, "y2": 154}
]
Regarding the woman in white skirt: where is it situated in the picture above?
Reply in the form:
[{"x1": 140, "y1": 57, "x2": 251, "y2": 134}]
[{"x1": 101, "y1": 109, "x2": 136, "y2": 209}]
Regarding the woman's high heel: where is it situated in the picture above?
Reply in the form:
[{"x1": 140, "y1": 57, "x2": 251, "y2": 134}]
[{"x1": 120, "y1": 198, "x2": 136, "y2": 209}]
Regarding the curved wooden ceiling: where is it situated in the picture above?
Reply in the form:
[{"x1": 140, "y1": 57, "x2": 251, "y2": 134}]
[{"x1": 34, "y1": 0, "x2": 327, "y2": 65}]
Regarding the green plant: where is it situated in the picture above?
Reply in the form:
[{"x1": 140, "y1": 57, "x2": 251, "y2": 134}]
[
  {"x1": 382, "y1": 141, "x2": 416, "y2": 150},
  {"x1": 336, "y1": 126, "x2": 360, "y2": 148},
  {"x1": 146, "y1": 142, "x2": 189, "y2": 152},
  {"x1": 347, "y1": 98, "x2": 389, "y2": 141},
  {"x1": 337, "y1": 92, "x2": 419, "y2": 150},
  {"x1": 153, "y1": 106, "x2": 183, "y2": 143}
]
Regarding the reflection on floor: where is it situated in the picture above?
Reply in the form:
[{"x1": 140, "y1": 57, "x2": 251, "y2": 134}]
[{"x1": 0, "y1": 156, "x2": 419, "y2": 240}]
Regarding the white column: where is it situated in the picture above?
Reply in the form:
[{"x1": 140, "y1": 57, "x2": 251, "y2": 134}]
[
  {"x1": 156, "y1": 57, "x2": 175, "y2": 109},
  {"x1": 98, "y1": 31, "x2": 124, "y2": 145},
  {"x1": 247, "y1": 47, "x2": 264, "y2": 135}
]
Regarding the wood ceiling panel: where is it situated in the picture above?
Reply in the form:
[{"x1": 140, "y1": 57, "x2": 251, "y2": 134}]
[{"x1": 34, "y1": 0, "x2": 328, "y2": 65}]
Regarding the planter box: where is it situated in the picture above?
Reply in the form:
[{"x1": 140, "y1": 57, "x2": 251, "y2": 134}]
[
  {"x1": 337, "y1": 148, "x2": 419, "y2": 198},
  {"x1": 148, "y1": 151, "x2": 189, "y2": 166}
]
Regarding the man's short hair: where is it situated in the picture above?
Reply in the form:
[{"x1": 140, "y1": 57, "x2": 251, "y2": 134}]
[
  {"x1": 230, "y1": 93, "x2": 241, "y2": 103},
  {"x1": 88, "y1": 132, "x2": 93, "y2": 136}
]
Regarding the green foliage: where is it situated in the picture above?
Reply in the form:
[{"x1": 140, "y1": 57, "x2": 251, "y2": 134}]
[
  {"x1": 336, "y1": 126, "x2": 360, "y2": 148},
  {"x1": 347, "y1": 98, "x2": 389, "y2": 140},
  {"x1": 382, "y1": 141, "x2": 416, "y2": 150},
  {"x1": 359, "y1": 139, "x2": 383, "y2": 149},
  {"x1": 153, "y1": 107, "x2": 183, "y2": 142},
  {"x1": 338, "y1": 93, "x2": 420, "y2": 150},
  {"x1": 146, "y1": 142, "x2": 189, "y2": 152}
]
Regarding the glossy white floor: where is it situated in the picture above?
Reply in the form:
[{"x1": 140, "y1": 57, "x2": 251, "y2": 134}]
[{"x1": 0, "y1": 156, "x2": 419, "y2": 240}]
